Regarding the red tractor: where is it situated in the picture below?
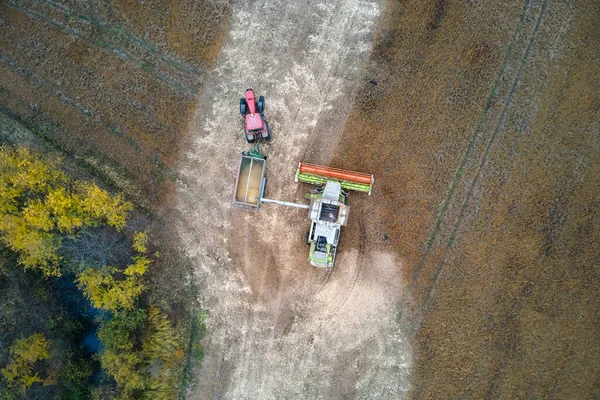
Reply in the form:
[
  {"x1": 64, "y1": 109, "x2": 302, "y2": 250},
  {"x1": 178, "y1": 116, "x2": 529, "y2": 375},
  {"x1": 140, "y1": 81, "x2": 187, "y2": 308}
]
[{"x1": 240, "y1": 88, "x2": 271, "y2": 143}]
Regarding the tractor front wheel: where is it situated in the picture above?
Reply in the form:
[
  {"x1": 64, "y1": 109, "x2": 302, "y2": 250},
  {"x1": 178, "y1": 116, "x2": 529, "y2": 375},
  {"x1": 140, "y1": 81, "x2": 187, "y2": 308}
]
[
  {"x1": 257, "y1": 96, "x2": 265, "y2": 113},
  {"x1": 240, "y1": 98, "x2": 247, "y2": 115}
]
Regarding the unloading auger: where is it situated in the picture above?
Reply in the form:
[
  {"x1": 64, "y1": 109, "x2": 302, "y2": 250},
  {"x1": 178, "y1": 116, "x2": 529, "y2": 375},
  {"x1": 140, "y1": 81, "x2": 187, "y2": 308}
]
[{"x1": 233, "y1": 157, "x2": 373, "y2": 269}]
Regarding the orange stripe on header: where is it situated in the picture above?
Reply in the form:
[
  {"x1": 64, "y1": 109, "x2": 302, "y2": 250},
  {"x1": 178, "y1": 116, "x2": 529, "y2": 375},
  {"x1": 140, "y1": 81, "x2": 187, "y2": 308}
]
[{"x1": 299, "y1": 163, "x2": 373, "y2": 184}]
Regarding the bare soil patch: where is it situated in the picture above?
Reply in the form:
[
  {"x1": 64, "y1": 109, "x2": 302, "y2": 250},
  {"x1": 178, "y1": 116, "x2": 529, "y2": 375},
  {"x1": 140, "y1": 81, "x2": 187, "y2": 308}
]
[{"x1": 172, "y1": 0, "x2": 413, "y2": 398}]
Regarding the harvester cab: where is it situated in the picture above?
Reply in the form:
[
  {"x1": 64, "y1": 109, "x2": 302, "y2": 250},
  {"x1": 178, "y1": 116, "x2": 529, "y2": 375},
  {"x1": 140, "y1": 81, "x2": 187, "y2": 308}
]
[
  {"x1": 304, "y1": 181, "x2": 347, "y2": 267},
  {"x1": 240, "y1": 88, "x2": 270, "y2": 143}
]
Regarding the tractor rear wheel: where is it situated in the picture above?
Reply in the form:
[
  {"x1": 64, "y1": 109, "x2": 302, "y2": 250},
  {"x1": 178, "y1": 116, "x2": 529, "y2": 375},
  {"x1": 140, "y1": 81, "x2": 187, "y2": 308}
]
[
  {"x1": 257, "y1": 96, "x2": 265, "y2": 113},
  {"x1": 240, "y1": 98, "x2": 247, "y2": 115},
  {"x1": 264, "y1": 122, "x2": 271, "y2": 141},
  {"x1": 244, "y1": 128, "x2": 254, "y2": 143}
]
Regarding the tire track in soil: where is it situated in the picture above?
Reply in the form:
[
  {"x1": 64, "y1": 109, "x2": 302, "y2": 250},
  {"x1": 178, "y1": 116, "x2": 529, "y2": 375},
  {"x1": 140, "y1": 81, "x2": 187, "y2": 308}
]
[
  {"x1": 409, "y1": 0, "x2": 539, "y2": 291},
  {"x1": 326, "y1": 220, "x2": 368, "y2": 316},
  {"x1": 421, "y1": 0, "x2": 549, "y2": 311},
  {"x1": 173, "y1": 1, "x2": 411, "y2": 398},
  {"x1": 410, "y1": 0, "x2": 533, "y2": 286}
]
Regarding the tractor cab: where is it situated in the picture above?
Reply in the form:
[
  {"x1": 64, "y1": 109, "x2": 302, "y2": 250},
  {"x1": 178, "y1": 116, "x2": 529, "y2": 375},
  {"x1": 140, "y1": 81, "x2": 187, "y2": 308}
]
[{"x1": 240, "y1": 88, "x2": 270, "y2": 143}]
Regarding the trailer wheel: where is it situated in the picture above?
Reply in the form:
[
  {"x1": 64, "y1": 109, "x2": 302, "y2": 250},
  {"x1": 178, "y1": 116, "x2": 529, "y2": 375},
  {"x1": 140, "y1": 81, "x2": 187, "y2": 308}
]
[
  {"x1": 306, "y1": 232, "x2": 310, "y2": 245},
  {"x1": 240, "y1": 98, "x2": 247, "y2": 115},
  {"x1": 257, "y1": 96, "x2": 265, "y2": 113}
]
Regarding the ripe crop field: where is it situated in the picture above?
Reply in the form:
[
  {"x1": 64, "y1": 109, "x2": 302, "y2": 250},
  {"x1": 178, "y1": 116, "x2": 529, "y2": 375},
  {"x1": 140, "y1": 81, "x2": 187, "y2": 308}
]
[
  {"x1": 0, "y1": 0, "x2": 231, "y2": 207},
  {"x1": 333, "y1": 0, "x2": 600, "y2": 398}
]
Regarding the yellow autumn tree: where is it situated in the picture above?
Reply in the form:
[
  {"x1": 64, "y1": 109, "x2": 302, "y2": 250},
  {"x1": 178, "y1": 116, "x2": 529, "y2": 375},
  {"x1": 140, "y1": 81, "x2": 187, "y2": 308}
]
[
  {"x1": 76, "y1": 265, "x2": 144, "y2": 311},
  {"x1": 1, "y1": 333, "x2": 54, "y2": 393},
  {"x1": 76, "y1": 232, "x2": 150, "y2": 311},
  {"x1": 100, "y1": 350, "x2": 147, "y2": 395},
  {"x1": 77, "y1": 232, "x2": 153, "y2": 397},
  {"x1": 0, "y1": 146, "x2": 133, "y2": 277},
  {"x1": 141, "y1": 305, "x2": 185, "y2": 399}
]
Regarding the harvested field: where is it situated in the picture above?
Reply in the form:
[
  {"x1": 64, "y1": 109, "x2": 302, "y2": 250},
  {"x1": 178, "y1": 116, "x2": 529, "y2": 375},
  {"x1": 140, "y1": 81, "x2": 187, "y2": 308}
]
[{"x1": 171, "y1": 0, "x2": 414, "y2": 398}]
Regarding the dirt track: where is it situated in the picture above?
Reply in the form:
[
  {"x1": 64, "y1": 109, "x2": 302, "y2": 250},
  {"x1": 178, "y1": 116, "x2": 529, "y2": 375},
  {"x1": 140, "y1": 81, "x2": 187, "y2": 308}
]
[{"x1": 173, "y1": 0, "x2": 412, "y2": 398}]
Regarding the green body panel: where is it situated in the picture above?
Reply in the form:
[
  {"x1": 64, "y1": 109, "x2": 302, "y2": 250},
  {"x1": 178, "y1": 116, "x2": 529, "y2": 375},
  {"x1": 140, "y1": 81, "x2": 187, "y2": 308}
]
[
  {"x1": 309, "y1": 242, "x2": 318, "y2": 261},
  {"x1": 245, "y1": 141, "x2": 264, "y2": 159},
  {"x1": 308, "y1": 242, "x2": 334, "y2": 264},
  {"x1": 296, "y1": 172, "x2": 371, "y2": 193}
]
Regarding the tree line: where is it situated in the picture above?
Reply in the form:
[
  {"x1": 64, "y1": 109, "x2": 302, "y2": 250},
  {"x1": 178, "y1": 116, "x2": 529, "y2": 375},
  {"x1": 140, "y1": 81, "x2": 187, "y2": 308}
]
[{"x1": 0, "y1": 146, "x2": 191, "y2": 399}]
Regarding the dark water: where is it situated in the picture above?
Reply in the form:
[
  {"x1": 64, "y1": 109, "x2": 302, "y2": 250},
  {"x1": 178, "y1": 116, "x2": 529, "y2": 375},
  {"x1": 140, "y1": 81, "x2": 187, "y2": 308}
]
[
  {"x1": 81, "y1": 331, "x2": 102, "y2": 353},
  {"x1": 54, "y1": 275, "x2": 105, "y2": 355}
]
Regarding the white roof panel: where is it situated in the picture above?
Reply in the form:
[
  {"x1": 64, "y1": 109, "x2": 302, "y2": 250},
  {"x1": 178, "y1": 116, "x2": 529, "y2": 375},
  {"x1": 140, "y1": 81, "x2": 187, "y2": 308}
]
[
  {"x1": 314, "y1": 223, "x2": 338, "y2": 245},
  {"x1": 323, "y1": 181, "x2": 341, "y2": 200}
]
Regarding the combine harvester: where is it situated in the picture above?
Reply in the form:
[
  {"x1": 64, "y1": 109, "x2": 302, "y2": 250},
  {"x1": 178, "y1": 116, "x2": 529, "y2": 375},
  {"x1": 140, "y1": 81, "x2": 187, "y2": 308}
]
[
  {"x1": 233, "y1": 90, "x2": 373, "y2": 268},
  {"x1": 295, "y1": 163, "x2": 373, "y2": 267}
]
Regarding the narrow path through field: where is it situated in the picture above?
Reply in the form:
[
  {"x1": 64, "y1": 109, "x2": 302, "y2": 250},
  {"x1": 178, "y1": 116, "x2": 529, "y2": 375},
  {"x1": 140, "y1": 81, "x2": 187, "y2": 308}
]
[{"x1": 173, "y1": 1, "x2": 412, "y2": 399}]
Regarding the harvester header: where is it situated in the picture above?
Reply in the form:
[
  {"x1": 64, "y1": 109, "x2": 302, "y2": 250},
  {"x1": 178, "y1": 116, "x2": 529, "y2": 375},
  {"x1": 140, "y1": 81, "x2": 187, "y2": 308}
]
[{"x1": 295, "y1": 162, "x2": 374, "y2": 195}]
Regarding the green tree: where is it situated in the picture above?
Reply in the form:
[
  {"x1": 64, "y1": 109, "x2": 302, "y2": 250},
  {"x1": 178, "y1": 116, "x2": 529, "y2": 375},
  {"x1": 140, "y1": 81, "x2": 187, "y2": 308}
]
[
  {"x1": 141, "y1": 305, "x2": 185, "y2": 399},
  {"x1": 96, "y1": 308, "x2": 148, "y2": 398}
]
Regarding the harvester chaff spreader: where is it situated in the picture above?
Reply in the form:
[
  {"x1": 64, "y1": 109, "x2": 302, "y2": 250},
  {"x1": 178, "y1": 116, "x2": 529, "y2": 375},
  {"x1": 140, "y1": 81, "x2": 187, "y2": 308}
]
[{"x1": 232, "y1": 90, "x2": 373, "y2": 268}]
